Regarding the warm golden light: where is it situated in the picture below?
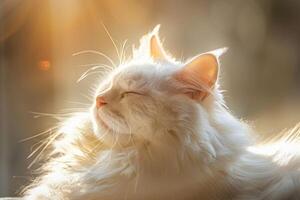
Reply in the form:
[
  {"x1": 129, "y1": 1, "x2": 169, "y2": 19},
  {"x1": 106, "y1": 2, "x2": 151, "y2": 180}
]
[{"x1": 1, "y1": 0, "x2": 300, "y2": 197}]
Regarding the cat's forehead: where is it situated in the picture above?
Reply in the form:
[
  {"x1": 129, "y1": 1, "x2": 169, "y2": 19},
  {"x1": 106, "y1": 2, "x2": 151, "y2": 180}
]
[
  {"x1": 97, "y1": 60, "x2": 176, "y2": 92},
  {"x1": 96, "y1": 62, "x2": 160, "y2": 93},
  {"x1": 112, "y1": 62, "x2": 160, "y2": 85}
]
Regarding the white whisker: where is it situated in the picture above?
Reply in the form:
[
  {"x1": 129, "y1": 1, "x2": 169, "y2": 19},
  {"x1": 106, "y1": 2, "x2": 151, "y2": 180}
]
[
  {"x1": 120, "y1": 39, "x2": 128, "y2": 65},
  {"x1": 64, "y1": 100, "x2": 91, "y2": 106},
  {"x1": 72, "y1": 50, "x2": 117, "y2": 68},
  {"x1": 101, "y1": 22, "x2": 121, "y2": 65},
  {"x1": 77, "y1": 71, "x2": 108, "y2": 83},
  {"x1": 28, "y1": 130, "x2": 61, "y2": 169},
  {"x1": 77, "y1": 64, "x2": 113, "y2": 82},
  {"x1": 80, "y1": 93, "x2": 94, "y2": 102},
  {"x1": 19, "y1": 126, "x2": 60, "y2": 143}
]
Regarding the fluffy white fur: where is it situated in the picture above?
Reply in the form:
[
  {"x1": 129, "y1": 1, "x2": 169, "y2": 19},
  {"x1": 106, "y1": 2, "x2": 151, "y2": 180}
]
[{"x1": 23, "y1": 26, "x2": 300, "y2": 200}]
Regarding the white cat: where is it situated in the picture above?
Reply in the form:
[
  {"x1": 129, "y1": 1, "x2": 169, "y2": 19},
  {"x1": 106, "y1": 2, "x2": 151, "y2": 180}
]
[{"x1": 24, "y1": 26, "x2": 300, "y2": 200}]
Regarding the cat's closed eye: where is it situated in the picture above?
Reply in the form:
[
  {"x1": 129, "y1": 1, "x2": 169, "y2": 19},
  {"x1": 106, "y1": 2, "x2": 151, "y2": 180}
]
[{"x1": 120, "y1": 91, "x2": 143, "y2": 99}]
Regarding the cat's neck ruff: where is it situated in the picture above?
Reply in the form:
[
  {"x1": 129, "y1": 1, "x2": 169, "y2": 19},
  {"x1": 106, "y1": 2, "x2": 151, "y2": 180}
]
[{"x1": 74, "y1": 103, "x2": 249, "y2": 199}]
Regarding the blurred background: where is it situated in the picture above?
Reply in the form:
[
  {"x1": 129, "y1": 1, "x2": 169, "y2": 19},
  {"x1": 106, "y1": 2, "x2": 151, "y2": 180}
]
[{"x1": 0, "y1": 0, "x2": 300, "y2": 197}]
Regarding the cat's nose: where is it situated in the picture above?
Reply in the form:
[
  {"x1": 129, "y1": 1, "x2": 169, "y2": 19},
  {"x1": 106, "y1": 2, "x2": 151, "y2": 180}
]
[{"x1": 96, "y1": 96, "x2": 107, "y2": 108}]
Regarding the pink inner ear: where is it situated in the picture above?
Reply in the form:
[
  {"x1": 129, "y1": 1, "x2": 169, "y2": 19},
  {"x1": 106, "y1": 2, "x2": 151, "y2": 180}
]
[
  {"x1": 184, "y1": 54, "x2": 218, "y2": 87},
  {"x1": 177, "y1": 54, "x2": 218, "y2": 88},
  {"x1": 150, "y1": 34, "x2": 167, "y2": 60},
  {"x1": 173, "y1": 53, "x2": 219, "y2": 100}
]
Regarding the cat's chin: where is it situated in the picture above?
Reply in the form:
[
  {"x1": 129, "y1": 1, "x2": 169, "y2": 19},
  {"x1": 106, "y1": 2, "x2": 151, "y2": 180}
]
[{"x1": 91, "y1": 109, "x2": 135, "y2": 148}]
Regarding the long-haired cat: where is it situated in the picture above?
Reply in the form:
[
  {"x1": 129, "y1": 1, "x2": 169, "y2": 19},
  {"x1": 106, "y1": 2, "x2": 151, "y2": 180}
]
[{"x1": 23, "y1": 26, "x2": 300, "y2": 200}]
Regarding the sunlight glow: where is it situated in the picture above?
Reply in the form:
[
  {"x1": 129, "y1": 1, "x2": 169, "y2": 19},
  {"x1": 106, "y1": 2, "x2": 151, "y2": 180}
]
[{"x1": 247, "y1": 142, "x2": 300, "y2": 166}]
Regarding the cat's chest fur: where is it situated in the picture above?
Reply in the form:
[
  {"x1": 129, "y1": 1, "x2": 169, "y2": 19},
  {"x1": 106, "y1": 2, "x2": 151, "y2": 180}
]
[
  {"x1": 69, "y1": 144, "x2": 300, "y2": 200},
  {"x1": 72, "y1": 144, "x2": 234, "y2": 200}
]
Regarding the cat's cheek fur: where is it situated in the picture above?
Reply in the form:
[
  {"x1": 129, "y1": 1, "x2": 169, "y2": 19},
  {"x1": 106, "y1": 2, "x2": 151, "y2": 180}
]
[{"x1": 117, "y1": 95, "x2": 161, "y2": 138}]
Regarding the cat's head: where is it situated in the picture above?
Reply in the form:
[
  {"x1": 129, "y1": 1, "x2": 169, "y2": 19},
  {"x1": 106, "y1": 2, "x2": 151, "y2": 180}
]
[{"x1": 91, "y1": 26, "x2": 227, "y2": 147}]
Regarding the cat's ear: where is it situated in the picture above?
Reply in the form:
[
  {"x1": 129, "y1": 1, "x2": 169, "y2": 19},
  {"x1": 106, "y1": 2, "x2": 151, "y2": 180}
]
[
  {"x1": 175, "y1": 48, "x2": 227, "y2": 99},
  {"x1": 149, "y1": 25, "x2": 167, "y2": 60},
  {"x1": 134, "y1": 25, "x2": 169, "y2": 61}
]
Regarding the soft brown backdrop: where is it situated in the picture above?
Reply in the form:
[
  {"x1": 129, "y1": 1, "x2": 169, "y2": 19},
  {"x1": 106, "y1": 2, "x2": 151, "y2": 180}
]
[{"x1": 1, "y1": 0, "x2": 300, "y2": 197}]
